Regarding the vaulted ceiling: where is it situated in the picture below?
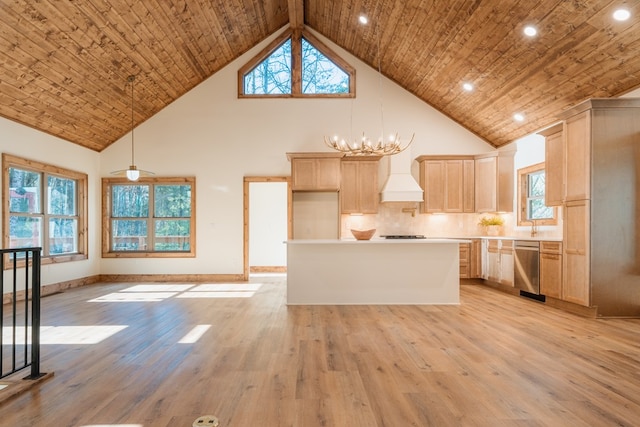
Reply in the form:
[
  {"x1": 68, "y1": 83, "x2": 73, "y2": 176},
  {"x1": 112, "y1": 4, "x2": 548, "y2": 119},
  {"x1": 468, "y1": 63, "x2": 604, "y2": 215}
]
[{"x1": 1, "y1": 0, "x2": 639, "y2": 151}]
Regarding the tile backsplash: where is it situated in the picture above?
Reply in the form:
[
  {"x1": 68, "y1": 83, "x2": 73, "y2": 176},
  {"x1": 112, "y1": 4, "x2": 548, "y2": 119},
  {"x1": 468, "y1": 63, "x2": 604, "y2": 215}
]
[{"x1": 341, "y1": 202, "x2": 563, "y2": 239}]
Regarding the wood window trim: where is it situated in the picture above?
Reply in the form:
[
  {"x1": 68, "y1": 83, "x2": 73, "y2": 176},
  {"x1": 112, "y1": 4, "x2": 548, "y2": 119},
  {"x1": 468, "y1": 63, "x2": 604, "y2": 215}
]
[
  {"x1": 517, "y1": 162, "x2": 557, "y2": 226},
  {"x1": 102, "y1": 176, "x2": 196, "y2": 258},
  {"x1": 237, "y1": 27, "x2": 356, "y2": 98},
  {"x1": 2, "y1": 154, "x2": 88, "y2": 269}
]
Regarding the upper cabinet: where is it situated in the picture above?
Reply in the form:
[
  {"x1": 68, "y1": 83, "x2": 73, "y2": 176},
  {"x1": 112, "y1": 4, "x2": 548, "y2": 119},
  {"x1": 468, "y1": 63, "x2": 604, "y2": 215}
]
[
  {"x1": 554, "y1": 98, "x2": 640, "y2": 316},
  {"x1": 474, "y1": 151, "x2": 515, "y2": 213},
  {"x1": 417, "y1": 156, "x2": 475, "y2": 213},
  {"x1": 340, "y1": 156, "x2": 381, "y2": 214},
  {"x1": 563, "y1": 111, "x2": 591, "y2": 202},
  {"x1": 287, "y1": 153, "x2": 344, "y2": 191},
  {"x1": 538, "y1": 123, "x2": 564, "y2": 206}
]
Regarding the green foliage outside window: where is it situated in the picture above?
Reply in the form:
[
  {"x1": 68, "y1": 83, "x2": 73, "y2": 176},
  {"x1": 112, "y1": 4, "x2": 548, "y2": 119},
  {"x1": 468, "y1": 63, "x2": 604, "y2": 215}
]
[
  {"x1": 9, "y1": 167, "x2": 78, "y2": 255},
  {"x1": 110, "y1": 183, "x2": 192, "y2": 252}
]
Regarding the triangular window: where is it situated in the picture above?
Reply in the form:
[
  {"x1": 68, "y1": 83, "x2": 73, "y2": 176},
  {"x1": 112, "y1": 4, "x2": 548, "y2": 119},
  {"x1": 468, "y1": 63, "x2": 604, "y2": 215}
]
[
  {"x1": 244, "y1": 39, "x2": 292, "y2": 95},
  {"x1": 301, "y1": 38, "x2": 349, "y2": 94},
  {"x1": 239, "y1": 29, "x2": 355, "y2": 98}
]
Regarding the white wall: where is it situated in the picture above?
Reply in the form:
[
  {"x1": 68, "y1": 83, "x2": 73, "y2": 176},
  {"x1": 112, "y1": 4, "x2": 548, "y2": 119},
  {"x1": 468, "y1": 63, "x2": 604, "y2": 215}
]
[
  {"x1": 0, "y1": 116, "x2": 102, "y2": 288},
  {"x1": 249, "y1": 182, "x2": 287, "y2": 267},
  {"x1": 99, "y1": 27, "x2": 492, "y2": 275}
]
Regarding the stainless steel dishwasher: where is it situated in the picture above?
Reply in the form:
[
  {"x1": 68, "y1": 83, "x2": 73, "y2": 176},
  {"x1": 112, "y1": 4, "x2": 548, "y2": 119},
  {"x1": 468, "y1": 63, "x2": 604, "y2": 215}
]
[{"x1": 514, "y1": 240, "x2": 543, "y2": 300}]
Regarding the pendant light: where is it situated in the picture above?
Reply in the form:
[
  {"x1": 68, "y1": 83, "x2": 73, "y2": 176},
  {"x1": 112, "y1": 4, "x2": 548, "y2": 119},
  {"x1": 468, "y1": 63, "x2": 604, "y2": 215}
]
[{"x1": 111, "y1": 75, "x2": 154, "y2": 181}]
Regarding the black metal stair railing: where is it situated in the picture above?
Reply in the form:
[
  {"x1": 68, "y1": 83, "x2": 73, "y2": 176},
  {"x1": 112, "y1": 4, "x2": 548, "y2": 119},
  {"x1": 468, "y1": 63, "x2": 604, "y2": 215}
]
[{"x1": 1, "y1": 247, "x2": 43, "y2": 380}]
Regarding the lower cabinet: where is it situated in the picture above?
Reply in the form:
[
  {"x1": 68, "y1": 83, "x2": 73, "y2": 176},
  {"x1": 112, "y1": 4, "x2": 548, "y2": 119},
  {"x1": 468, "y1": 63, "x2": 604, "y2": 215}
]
[
  {"x1": 460, "y1": 239, "x2": 481, "y2": 279},
  {"x1": 540, "y1": 241, "x2": 563, "y2": 299},
  {"x1": 499, "y1": 240, "x2": 514, "y2": 287},
  {"x1": 459, "y1": 243, "x2": 470, "y2": 278},
  {"x1": 482, "y1": 238, "x2": 514, "y2": 286}
]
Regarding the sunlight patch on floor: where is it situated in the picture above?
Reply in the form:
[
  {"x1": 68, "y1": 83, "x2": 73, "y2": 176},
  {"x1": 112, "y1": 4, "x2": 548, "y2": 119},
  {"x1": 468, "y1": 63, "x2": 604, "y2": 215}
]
[
  {"x1": 176, "y1": 291, "x2": 255, "y2": 299},
  {"x1": 178, "y1": 324, "x2": 211, "y2": 343},
  {"x1": 89, "y1": 283, "x2": 263, "y2": 302},
  {"x1": 121, "y1": 284, "x2": 195, "y2": 292},
  {"x1": 0, "y1": 384, "x2": 7, "y2": 391},
  {"x1": 88, "y1": 292, "x2": 179, "y2": 302},
  {"x1": 2, "y1": 325, "x2": 128, "y2": 345}
]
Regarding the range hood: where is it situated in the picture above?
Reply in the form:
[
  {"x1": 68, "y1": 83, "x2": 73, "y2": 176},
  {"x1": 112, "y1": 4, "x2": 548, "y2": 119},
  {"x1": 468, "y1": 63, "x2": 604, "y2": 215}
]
[{"x1": 380, "y1": 151, "x2": 424, "y2": 203}]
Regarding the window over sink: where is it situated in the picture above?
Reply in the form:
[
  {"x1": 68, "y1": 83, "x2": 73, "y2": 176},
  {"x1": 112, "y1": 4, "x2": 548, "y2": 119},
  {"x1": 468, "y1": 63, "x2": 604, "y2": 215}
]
[{"x1": 517, "y1": 162, "x2": 557, "y2": 226}]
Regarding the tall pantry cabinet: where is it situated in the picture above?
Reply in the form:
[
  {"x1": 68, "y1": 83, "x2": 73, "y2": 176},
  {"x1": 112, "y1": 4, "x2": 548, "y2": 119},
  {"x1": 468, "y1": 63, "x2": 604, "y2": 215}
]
[{"x1": 553, "y1": 98, "x2": 640, "y2": 317}]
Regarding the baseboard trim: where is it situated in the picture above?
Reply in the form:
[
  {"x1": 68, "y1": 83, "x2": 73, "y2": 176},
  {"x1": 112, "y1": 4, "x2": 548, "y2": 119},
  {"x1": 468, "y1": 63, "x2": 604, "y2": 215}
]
[
  {"x1": 2, "y1": 275, "x2": 102, "y2": 305},
  {"x1": 98, "y1": 273, "x2": 245, "y2": 283},
  {"x1": 250, "y1": 266, "x2": 287, "y2": 273},
  {"x1": 3, "y1": 273, "x2": 246, "y2": 304},
  {"x1": 477, "y1": 278, "x2": 598, "y2": 318},
  {"x1": 544, "y1": 296, "x2": 598, "y2": 318}
]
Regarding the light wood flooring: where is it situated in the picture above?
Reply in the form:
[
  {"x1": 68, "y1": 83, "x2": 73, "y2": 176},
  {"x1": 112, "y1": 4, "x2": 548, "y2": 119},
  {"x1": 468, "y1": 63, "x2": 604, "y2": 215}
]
[{"x1": 1, "y1": 276, "x2": 640, "y2": 426}]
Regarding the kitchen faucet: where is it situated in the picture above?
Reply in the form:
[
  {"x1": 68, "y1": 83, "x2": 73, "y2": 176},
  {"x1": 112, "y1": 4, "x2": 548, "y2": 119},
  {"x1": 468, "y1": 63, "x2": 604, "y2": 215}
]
[{"x1": 530, "y1": 219, "x2": 538, "y2": 238}]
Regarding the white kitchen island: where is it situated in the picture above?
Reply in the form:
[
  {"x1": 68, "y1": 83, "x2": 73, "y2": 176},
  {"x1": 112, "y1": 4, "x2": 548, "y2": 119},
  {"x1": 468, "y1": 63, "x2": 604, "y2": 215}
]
[{"x1": 286, "y1": 238, "x2": 468, "y2": 305}]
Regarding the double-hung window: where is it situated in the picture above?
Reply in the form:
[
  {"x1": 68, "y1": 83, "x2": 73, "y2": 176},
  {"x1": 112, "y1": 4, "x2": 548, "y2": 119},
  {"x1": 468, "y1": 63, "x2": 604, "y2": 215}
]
[
  {"x1": 2, "y1": 154, "x2": 88, "y2": 266},
  {"x1": 102, "y1": 177, "x2": 195, "y2": 257},
  {"x1": 517, "y1": 163, "x2": 557, "y2": 226}
]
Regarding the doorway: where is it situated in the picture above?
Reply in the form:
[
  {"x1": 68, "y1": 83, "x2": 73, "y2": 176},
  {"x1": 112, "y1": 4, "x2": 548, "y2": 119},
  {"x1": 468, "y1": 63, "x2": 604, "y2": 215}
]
[{"x1": 243, "y1": 177, "x2": 291, "y2": 280}]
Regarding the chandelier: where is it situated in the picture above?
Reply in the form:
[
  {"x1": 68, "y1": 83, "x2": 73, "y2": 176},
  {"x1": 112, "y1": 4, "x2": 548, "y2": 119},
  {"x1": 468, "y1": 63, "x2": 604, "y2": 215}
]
[
  {"x1": 111, "y1": 75, "x2": 154, "y2": 181},
  {"x1": 324, "y1": 132, "x2": 414, "y2": 156},
  {"x1": 324, "y1": 15, "x2": 414, "y2": 156}
]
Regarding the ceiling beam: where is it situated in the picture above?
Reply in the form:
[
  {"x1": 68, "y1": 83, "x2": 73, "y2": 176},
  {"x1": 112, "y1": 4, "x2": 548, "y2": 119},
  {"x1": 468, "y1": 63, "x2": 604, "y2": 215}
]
[{"x1": 288, "y1": 0, "x2": 304, "y2": 29}]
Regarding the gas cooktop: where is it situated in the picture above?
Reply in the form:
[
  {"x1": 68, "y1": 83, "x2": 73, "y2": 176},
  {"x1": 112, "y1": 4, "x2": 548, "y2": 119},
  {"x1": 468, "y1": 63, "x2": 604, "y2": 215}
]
[{"x1": 381, "y1": 235, "x2": 427, "y2": 239}]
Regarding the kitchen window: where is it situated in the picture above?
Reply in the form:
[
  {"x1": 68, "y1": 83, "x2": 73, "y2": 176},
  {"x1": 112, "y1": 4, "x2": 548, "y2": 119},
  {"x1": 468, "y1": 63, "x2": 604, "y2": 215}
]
[
  {"x1": 2, "y1": 154, "x2": 88, "y2": 267},
  {"x1": 517, "y1": 162, "x2": 557, "y2": 226},
  {"x1": 102, "y1": 177, "x2": 195, "y2": 257}
]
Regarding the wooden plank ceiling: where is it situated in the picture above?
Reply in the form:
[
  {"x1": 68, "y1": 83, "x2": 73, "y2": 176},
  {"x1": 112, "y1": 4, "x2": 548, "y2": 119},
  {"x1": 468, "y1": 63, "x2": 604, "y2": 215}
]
[{"x1": 1, "y1": 0, "x2": 639, "y2": 151}]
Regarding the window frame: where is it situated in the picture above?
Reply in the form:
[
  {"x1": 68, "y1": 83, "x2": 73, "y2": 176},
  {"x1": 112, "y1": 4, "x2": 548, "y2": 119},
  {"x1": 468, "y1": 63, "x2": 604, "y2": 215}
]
[
  {"x1": 2, "y1": 153, "x2": 88, "y2": 269},
  {"x1": 237, "y1": 28, "x2": 356, "y2": 98},
  {"x1": 517, "y1": 162, "x2": 557, "y2": 226},
  {"x1": 102, "y1": 176, "x2": 196, "y2": 258}
]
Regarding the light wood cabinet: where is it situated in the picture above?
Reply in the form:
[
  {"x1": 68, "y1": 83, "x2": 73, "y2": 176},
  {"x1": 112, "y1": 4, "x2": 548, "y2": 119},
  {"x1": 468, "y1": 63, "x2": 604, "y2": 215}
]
[
  {"x1": 460, "y1": 239, "x2": 482, "y2": 279},
  {"x1": 482, "y1": 238, "x2": 513, "y2": 286},
  {"x1": 486, "y1": 239, "x2": 500, "y2": 283},
  {"x1": 540, "y1": 241, "x2": 562, "y2": 299},
  {"x1": 563, "y1": 199, "x2": 590, "y2": 306},
  {"x1": 499, "y1": 239, "x2": 514, "y2": 287},
  {"x1": 564, "y1": 111, "x2": 591, "y2": 202},
  {"x1": 459, "y1": 243, "x2": 470, "y2": 279},
  {"x1": 474, "y1": 151, "x2": 514, "y2": 213},
  {"x1": 417, "y1": 156, "x2": 474, "y2": 213},
  {"x1": 553, "y1": 98, "x2": 640, "y2": 316},
  {"x1": 287, "y1": 152, "x2": 343, "y2": 191},
  {"x1": 538, "y1": 123, "x2": 564, "y2": 206},
  {"x1": 470, "y1": 239, "x2": 482, "y2": 278},
  {"x1": 340, "y1": 156, "x2": 381, "y2": 214}
]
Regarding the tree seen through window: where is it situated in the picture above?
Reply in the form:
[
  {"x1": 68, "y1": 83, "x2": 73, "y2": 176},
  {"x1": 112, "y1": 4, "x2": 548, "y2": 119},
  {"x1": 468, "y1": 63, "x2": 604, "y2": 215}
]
[{"x1": 240, "y1": 29, "x2": 354, "y2": 97}]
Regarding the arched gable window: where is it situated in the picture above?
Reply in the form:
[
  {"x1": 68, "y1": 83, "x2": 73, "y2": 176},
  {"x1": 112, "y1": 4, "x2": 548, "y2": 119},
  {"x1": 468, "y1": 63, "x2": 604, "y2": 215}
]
[{"x1": 238, "y1": 29, "x2": 355, "y2": 98}]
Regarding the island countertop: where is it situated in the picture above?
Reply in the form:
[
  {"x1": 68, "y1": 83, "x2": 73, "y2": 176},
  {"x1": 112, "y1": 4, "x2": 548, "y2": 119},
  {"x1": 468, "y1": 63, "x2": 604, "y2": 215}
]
[
  {"x1": 286, "y1": 238, "x2": 462, "y2": 305},
  {"x1": 285, "y1": 238, "x2": 472, "y2": 244}
]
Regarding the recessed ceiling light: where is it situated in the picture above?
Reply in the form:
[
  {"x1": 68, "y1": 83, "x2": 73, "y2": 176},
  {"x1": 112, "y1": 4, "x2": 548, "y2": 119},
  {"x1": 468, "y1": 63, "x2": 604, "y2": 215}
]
[
  {"x1": 359, "y1": 15, "x2": 368, "y2": 25},
  {"x1": 462, "y1": 82, "x2": 474, "y2": 92},
  {"x1": 613, "y1": 8, "x2": 631, "y2": 21},
  {"x1": 523, "y1": 26, "x2": 538, "y2": 37},
  {"x1": 513, "y1": 113, "x2": 525, "y2": 122}
]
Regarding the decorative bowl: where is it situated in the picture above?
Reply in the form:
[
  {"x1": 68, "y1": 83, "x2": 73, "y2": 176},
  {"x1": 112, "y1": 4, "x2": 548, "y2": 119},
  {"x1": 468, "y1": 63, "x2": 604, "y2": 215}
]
[{"x1": 351, "y1": 228, "x2": 376, "y2": 240}]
